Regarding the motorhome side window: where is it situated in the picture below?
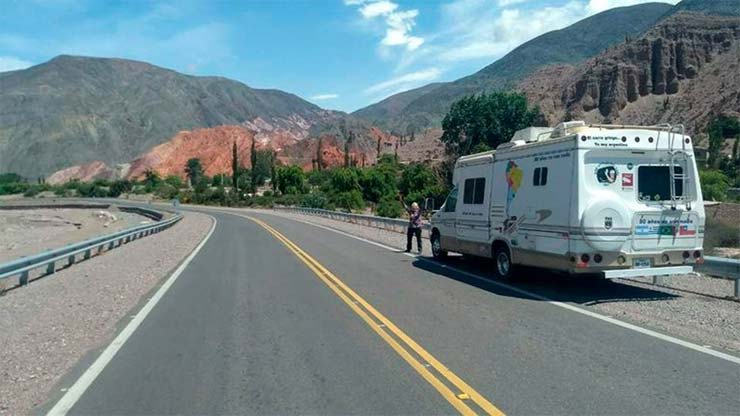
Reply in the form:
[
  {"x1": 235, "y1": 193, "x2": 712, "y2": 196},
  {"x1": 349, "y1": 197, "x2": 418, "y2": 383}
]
[
  {"x1": 533, "y1": 167, "x2": 548, "y2": 186},
  {"x1": 463, "y1": 178, "x2": 485, "y2": 204},
  {"x1": 444, "y1": 187, "x2": 458, "y2": 212},
  {"x1": 638, "y1": 166, "x2": 683, "y2": 201}
]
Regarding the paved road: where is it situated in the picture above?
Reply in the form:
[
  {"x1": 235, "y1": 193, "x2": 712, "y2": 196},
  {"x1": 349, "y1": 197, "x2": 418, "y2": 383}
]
[{"x1": 59, "y1": 208, "x2": 739, "y2": 415}]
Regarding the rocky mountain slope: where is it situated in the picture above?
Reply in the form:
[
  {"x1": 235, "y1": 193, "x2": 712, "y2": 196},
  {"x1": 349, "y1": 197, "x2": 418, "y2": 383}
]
[
  {"x1": 352, "y1": 2, "x2": 673, "y2": 131},
  {"x1": 518, "y1": 12, "x2": 740, "y2": 134},
  {"x1": 0, "y1": 55, "x2": 342, "y2": 178}
]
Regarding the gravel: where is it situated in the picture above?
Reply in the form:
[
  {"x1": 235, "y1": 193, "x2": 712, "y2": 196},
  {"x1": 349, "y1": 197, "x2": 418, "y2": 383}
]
[
  {"x1": 260, "y1": 209, "x2": 740, "y2": 354},
  {"x1": 0, "y1": 208, "x2": 150, "y2": 263},
  {"x1": 0, "y1": 212, "x2": 213, "y2": 415}
]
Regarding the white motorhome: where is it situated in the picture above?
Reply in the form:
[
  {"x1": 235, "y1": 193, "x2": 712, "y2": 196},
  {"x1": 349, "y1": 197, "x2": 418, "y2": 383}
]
[{"x1": 429, "y1": 121, "x2": 705, "y2": 279}]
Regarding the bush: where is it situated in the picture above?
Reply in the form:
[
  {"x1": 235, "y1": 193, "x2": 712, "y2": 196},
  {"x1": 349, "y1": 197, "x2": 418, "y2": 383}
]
[
  {"x1": 275, "y1": 193, "x2": 302, "y2": 206},
  {"x1": 154, "y1": 183, "x2": 179, "y2": 200},
  {"x1": 376, "y1": 195, "x2": 402, "y2": 218},
  {"x1": 700, "y1": 170, "x2": 730, "y2": 201},
  {"x1": 109, "y1": 180, "x2": 133, "y2": 197},
  {"x1": 301, "y1": 191, "x2": 331, "y2": 209},
  {"x1": 332, "y1": 190, "x2": 364, "y2": 211},
  {"x1": 0, "y1": 182, "x2": 29, "y2": 195}
]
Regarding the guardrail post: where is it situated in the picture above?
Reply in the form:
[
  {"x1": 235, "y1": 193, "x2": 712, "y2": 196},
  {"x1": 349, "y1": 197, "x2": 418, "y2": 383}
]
[
  {"x1": 84, "y1": 249, "x2": 91, "y2": 260},
  {"x1": 20, "y1": 270, "x2": 28, "y2": 286},
  {"x1": 67, "y1": 255, "x2": 75, "y2": 266},
  {"x1": 735, "y1": 280, "x2": 739, "y2": 299},
  {"x1": 46, "y1": 262, "x2": 55, "y2": 274}
]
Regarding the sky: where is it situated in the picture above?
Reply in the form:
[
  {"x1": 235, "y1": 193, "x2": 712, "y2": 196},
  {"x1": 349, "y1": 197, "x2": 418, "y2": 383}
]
[{"x1": 0, "y1": 0, "x2": 679, "y2": 112}]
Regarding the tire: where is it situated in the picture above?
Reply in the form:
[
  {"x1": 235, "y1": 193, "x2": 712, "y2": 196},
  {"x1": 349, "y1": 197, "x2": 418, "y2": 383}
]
[
  {"x1": 431, "y1": 232, "x2": 448, "y2": 259},
  {"x1": 493, "y1": 244, "x2": 515, "y2": 279}
]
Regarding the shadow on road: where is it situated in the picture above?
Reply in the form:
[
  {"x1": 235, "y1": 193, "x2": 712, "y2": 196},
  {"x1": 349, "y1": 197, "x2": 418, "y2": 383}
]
[{"x1": 412, "y1": 255, "x2": 679, "y2": 306}]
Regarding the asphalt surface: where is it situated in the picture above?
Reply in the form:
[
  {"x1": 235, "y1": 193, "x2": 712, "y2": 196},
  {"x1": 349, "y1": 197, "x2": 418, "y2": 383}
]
[{"x1": 62, "y1": 208, "x2": 740, "y2": 415}]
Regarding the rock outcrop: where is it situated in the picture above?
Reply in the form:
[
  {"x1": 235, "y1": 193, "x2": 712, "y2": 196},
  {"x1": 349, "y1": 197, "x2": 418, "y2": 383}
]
[
  {"x1": 126, "y1": 126, "x2": 258, "y2": 180},
  {"x1": 47, "y1": 161, "x2": 120, "y2": 185},
  {"x1": 519, "y1": 12, "x2": 740, "y2": 133}
]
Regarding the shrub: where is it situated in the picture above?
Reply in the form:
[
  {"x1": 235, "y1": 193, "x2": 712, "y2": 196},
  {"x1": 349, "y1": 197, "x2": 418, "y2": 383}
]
[
  {"x1": 700, "y1": 170, "x2": 730, "y2": 201},
  {"x1": 301, "y1": 191, "x2": 330, "y2": 209},
  {"x1": 376, "y1": 195, "x2": 402, "y2": 218},
  {"x1": 332, "y1": 190, "x2": 364, "y2": 211}
]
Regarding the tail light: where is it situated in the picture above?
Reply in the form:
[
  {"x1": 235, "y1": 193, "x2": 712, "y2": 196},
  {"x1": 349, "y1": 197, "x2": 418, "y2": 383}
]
[
  {"x1": 682, "y1": 251, "x2": 690, "y2": 259},
  {"x1": 593, "y1": 254, "x2": 603, "y2": 263}
]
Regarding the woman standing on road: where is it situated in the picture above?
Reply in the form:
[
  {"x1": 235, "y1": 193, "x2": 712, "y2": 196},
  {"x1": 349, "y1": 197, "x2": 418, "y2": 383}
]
[{"x1": 399, "y1": 194, "x2": 423, "y2": 254}]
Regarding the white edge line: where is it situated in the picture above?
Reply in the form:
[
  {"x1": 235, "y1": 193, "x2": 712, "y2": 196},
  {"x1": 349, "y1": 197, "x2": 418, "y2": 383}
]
[
  {"x1": 256, "y1": 210, "x2": 740, "y2": 366},
  {"x1": 47, "y1": 215, "x2": 218, "y2": 416}
]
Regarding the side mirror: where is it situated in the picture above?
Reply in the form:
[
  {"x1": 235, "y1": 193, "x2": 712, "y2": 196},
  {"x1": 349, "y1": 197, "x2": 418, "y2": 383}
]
[{"x1": 424, "y1": 197, "x2": 435, "y2": 211}]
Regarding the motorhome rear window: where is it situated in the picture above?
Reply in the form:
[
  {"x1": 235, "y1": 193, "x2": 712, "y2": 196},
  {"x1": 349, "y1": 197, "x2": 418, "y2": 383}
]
[
  {"x1": 474, "y1": 178, "x2": 485, "y2": 203},
  {"x1": 638, "y1": 166, "x2": 683, "y2": 202},
  {"x1": 533, "y1": 167, "x2": 548, "y2": 186},
  {"x1": 463, "y1": 178, "x2": 485, "y2": 204}
]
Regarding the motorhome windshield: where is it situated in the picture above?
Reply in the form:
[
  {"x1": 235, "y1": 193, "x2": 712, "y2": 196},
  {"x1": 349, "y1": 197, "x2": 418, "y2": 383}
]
[{"x1": 638, "y1": 165, "x2": 683, "y2": 202}]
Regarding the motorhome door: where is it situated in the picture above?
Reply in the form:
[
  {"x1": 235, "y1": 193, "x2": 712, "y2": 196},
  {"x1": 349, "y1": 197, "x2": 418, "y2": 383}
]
[{"x1": 456, "y1": 169, "x2": 491, "y2": 256}]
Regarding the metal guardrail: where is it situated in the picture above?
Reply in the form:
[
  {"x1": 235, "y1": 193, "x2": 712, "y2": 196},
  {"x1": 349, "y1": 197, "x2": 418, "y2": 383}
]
[
  {"x1": 274, "y1": 206, "x2": 430, "y2": 234},
  {"x1": 697, "y1": 256, "x2": 740, "y2": 298},
  {"x1": 275, "y1": 206, "x2": 740, "y2": 298},
  {"x1": 0, "y1": 205, "x2": 182, "y2": 288}
]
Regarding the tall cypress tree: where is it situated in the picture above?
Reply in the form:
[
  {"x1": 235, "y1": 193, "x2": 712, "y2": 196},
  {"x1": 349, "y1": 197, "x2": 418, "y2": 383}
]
[
  {"x1": 250, "y1": 138, "x2": 257, "y2": 192},
  {"x1": 231, "y1": 141, "x2": 239, "y2": 192}
]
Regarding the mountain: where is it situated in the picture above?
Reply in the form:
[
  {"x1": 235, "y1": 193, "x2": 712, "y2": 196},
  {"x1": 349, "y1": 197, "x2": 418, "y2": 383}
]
[
  {"x1": 517, "y1": 11, "x2": 740, "y2": 134},
  {"x1": 666, "y1": 0, "x2": 740, "y2": 16},
  {"x1": 352, "y1": 2, "x2": 674, "y2": 131},
  {"x1": 0, "y1": 55, "x2": 342, "y2": 178}
]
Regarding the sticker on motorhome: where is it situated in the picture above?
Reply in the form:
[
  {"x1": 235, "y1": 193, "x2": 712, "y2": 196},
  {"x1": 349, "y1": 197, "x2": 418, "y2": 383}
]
[
  {"x1": 505, "y1": 160, "x2": 523, "y2": 217},
  {"x1": 622, "y1": 173, "x2": 634, "y2": 188},
  {"x1": 595, "y1": 165, "x2": 618, "y2": 185}
]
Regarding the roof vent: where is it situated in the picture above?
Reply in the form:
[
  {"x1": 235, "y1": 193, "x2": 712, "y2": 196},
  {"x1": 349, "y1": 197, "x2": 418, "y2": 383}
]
[
  {"x1": 552, "y1": 121, "x2": 586, "y2": 138},
  {"x1": 511, "y1": 127, "x2": 554, "y2": 143}
]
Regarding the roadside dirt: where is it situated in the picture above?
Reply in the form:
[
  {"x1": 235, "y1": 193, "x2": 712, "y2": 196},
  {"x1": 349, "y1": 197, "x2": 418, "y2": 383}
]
[{"x1": 0, "y1": 208, "x2": 149, "y2": 263}]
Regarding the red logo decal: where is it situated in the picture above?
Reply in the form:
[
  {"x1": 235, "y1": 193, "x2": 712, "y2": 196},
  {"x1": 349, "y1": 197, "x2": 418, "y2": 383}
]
[{"x1": 622, "y1": 173, "x2": 633, "y2": 187}]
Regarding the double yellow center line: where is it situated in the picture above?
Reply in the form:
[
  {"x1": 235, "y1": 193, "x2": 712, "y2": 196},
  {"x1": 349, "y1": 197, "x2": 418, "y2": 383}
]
[{"x1": 246, "y1": 215, "x2": 504, "y2": 416}]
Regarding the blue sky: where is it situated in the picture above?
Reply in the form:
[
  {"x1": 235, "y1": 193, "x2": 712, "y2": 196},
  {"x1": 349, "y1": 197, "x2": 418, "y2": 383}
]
[{"x1": 0, "y1": 0, "x2": 677, "y2": 112}]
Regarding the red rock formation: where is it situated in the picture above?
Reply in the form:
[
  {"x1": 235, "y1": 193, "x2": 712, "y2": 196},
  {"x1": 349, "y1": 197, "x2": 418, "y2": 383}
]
[{"x1": 126, "y1": 126, "x2": 259, "y2": 180}]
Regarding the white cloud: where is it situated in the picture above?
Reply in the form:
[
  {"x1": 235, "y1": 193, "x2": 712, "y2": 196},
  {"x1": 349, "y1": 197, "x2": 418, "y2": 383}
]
[
  {"x1": 0, "y1": 56, "x2": 33, "y2": 72},
  {"x1": 310, "y1": 93, "x2": 339, "y2": 100},
  {"x1": 430, "y1": 0, "x2": 680, "y2": 64},
  {"x1": 346, "y1": 0, "x2": 424, "y2": 51},
  {"x1": 360, "y1": 1, "x2": 398, "y2": 18},
  {"x1": 498, "y1": 0, "x2": 526, "y2": 6},
  {"x1": 364, "y1": 67, "x2": 441, "y2": 95}
]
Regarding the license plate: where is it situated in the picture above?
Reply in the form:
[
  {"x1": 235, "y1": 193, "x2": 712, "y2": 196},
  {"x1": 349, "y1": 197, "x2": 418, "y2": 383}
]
[{"x1": 633, "y1": 258, "x2": 652, "y2": 268}]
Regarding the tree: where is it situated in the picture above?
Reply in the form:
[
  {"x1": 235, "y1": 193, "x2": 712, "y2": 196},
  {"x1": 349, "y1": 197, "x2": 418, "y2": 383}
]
[
  {"x1": 185, "y1": 158, "x2": 203, "y2": 185},
  {"x1": 0, "y1": 173, "x2": 24, "y2": 184},
  {"x1": 399, "y1": 163, "x2": 446, "y2": 206},
  {"x1": 109, "y1": 180, "x2": 133, "y2": 197},
  {"x1": 143, "y1": 169, "x2": 161, "y2": 192},
  {"x1": 316, "y1": 136, "x2": 324, "y2": 171},
  {"x1": 232, "y1": 141, "x2": 239, "y2": 191},
  {"x1": 700, "y1": 170, "x2": 730, "y2": 201},
  {"x1": 441, "y1": 92, "x2": 543, "y2": 160},
  {"x1": 250, "y1": 138, "x2": 257, "y2": 191},
  {"x1": 164, "y1": 175, "x2": 183, "y2": 189},
  {"x1": 707, "y1": 115, "x2": 740, "y2": 168},
  {"x1": 275, "y1": 165, "x2": 305, "y2": 194}
]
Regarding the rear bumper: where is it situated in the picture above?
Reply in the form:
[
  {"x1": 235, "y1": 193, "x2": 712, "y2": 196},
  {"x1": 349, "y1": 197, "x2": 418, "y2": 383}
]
[{"x1": 601, "y1": 265, "x2": 694, "y2": 279}]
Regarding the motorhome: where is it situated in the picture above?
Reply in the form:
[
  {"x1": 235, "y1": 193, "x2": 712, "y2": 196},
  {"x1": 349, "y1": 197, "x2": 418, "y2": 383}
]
[{"x1": 429, "y1": 121, "x2": 705, "y2": 279}]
